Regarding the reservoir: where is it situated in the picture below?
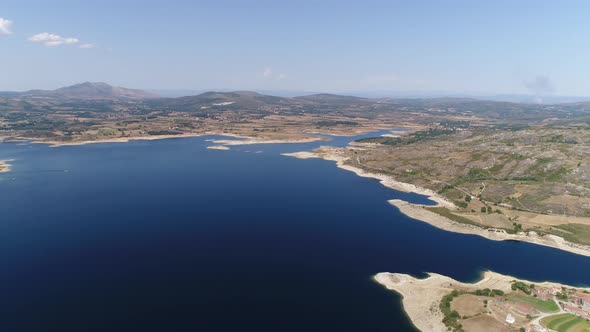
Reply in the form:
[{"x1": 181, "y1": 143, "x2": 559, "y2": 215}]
[{"x1": 0, "y1": 133, "x2": 589, "y2": 331}]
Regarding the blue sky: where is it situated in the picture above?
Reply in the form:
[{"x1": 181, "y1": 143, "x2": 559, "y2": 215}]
[{"x1": 1, "y1": 0, "x2": 589, "y2": 96}]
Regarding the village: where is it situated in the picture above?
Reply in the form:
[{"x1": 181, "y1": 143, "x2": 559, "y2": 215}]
[{"x1": 449, "y1": 280, "x2": 590, "y2": 332}]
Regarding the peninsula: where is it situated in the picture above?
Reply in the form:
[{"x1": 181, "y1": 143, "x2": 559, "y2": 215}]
[
  {"x1": 375, "y1": 271, "x2": 590, "y2": 332},
  {"x1": 282, "y1": 122, "x2": 590, "y2": 258}
]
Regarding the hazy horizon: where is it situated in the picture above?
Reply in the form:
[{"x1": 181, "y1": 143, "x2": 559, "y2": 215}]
[
  {"x1": 6, "y1": 82, "x2": 590, "y2": 104},
  {"x1": 2, "y1": 1, "x2": 590, "y2": 97}
]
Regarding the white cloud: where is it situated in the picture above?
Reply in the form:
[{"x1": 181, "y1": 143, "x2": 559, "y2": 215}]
[
  {"x1": 263, "y1": 66, "x2": 273, "y2": 78},
  {"x1": 29, "y1": 32, "x2": 79, "y2": 46},
  {"x1": 262, "y1": 66, "x2": 286, "y2": 80},
  {"x1": 79, "y1": 43, "x2": 96, "y2": 49},
  {"x1": 0, "y1": 17, "x2": 13, "y2": 35}
]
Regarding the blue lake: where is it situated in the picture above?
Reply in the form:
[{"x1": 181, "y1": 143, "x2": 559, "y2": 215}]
[{"x1": 0, "y1": 132, "x2": 589, "y2": 331}]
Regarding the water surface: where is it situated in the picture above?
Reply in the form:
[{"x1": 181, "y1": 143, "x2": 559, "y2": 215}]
[{"x1": 0, "y1": 133, "x2": 589, "y2": 331}]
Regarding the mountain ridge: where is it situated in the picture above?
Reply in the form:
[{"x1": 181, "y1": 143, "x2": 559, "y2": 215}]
[{"x1": 9, "y1": 82, "x2": 159, "y2": 100}]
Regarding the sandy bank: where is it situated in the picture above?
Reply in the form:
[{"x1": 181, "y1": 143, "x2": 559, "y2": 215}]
[
  {"x1": 206, "y1": 145, "x2": 230, "y2": 150},
  {"x1": 43, "y1": 133, "x2": 210, "y2": 147},
  {"x1": 283, "y1": 149, "x2": 590, "y2": 257},
  {"x1": 373, "y1": 271, "x2": 590, "y2": 332},
  {"x1": 29, "y1": 132, "x2": 321, "y2": 148},
  {"x1": 209, "y1": 136, "x2": 322, "y2": 146}
]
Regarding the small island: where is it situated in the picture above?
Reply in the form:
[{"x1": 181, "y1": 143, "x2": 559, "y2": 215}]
[
  {"x1": 0, "y1": 160, "x2": 11, "y2": 173},
  {"x1": 375, "y1": 271, "x2": 590, "y2": 332}
]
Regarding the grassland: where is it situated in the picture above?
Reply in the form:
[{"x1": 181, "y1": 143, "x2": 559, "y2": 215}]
[
  {"x1": 508, "y1": 293, "x2": 559, "y2": 313},
  {"x1": 424, "y1": 207, "x2": 490, "y2": 228},
  {"x1": 542, "y1": 313, "x2": 590, "y2": 332},
  {"x1": 549, "y1": 224, "x2": 590, "y2": 246}
]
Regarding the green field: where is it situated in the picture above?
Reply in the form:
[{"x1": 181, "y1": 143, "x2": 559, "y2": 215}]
[
  {"x1": 541, "y1": 313, "x2": 590, "y2": 332},
  {"x1": 424, "y1": 207, "x2": 486, "y2": 228},
  {"x1": 508, "y1": 294, "x2": 559, "y2": 312},
  {"x1": 549, "y1": 224, "x2": 590, "y2": 246}
]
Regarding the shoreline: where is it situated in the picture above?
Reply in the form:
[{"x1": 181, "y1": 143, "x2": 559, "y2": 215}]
[
  {"x1": 282, "y1": 149, "x2": 590, "y2": 258},
  {"x1": 6, "y1": 126, "x2": 402, "y2": 148},
  {"x1": 373, "y1": 271, "x2": 590, "y2": 332},
  {"x1": 41, "y1": 133, "x2": 212, "y2": 147},
  {"x1": 15, "y1": 132, "x2": 323, "y2": 148},
  {"x1": 389, "y1": 199, "x2": 590, "y2": 258},
  {"x1": 282, "y1": 150, "x2": 457, "y2": 208}
]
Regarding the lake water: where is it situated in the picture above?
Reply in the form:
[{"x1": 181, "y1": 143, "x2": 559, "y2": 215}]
[{"x1": 1, "y1": 132, "x2": 589, "y2": 331}]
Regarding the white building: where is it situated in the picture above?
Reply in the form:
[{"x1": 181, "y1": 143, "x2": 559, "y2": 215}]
[{"x1": 505, "y1": 314, "x2": 516, "y2": 324}]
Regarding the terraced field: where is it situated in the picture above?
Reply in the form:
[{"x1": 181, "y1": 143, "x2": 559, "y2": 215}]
[{"x1": 541, "y1": 313, "x2": 590, "y2": 332}]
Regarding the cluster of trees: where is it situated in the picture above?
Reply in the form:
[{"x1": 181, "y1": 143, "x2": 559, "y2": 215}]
[
  {"x1": 511, "y1": 281, "x2": 533, "y2": 295},
  {"x1": 440, "y1": 290, "x2": 465, "y2": 332},
  {"x1": 472, "y1": 288, "x2": 504, "y2": 297}
]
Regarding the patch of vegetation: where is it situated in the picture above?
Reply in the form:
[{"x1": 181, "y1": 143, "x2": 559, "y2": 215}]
[
  {"x1": 356, "y1": 136, "x2": 401, "y2": 145},
  {"x1": 547, "y1": 224, "x2": 590, "y2": 246},
  {"x1": 454, "y1": 200, "x2": 468, "y2": 209},
  {"x1": 462, "y1": 168, "x2": 492, "y2": 181},
  {"x1": 316, "y1": 120, "x2": 359, "y2": 127},
  {"x1": 146, "y1": 130, "x2": 182, "y2": 136},
  {"x1": 471, "y1": 288, "x2": 504, "y2": 297},
  {"x1": 509, "y1": 176, "x2": 539, "y2": 181},
  {"x1": 97, "y1": 128, "x2": 117, "y2": 136},
  {"x1": 546, "y1": 166, "x2": 570, "y2": 182},
  {"x1": 556, "y1": 291, "x2": 569, "y2": 301},
  {"x1": 511, "y1": 281, "x2": 533, "y2": 295},
  {"x1": 356, "y1": 128, "x2": 456, "y2": 146}
]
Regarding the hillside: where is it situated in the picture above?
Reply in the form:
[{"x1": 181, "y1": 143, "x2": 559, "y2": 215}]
[
  {"x1": 11, "y1": 82, "x2": 158, "y2": 100},
  {"x1": 1, "y1": 82, "x2": 590, "y2": 146},
  {"x1": 151, "y1": 91, "x2": 296, "y2": 111}
]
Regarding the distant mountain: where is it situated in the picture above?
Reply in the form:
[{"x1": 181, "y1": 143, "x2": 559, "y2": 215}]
[
  {"x1": 14, "y1": 82, "x2": 158, "y2": 100},
  {"x1": 294, "y1": 93, "x2": 369, "y2": 104},
  {"x1": 146, "y1": 89, "x2": 325, "y2": 98},
  {"x1": 2, "y1": 83, "x2": 589, "y2": 120},
  {"x1": 152, "y1": 91, "x2": 296, "y2": 110},
  {"x1": 146, "y1": 89, "x2": 205, "y2": 98},
  {"x1": 0, "y1": 91, "x2": 20, "y2": 98}
]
